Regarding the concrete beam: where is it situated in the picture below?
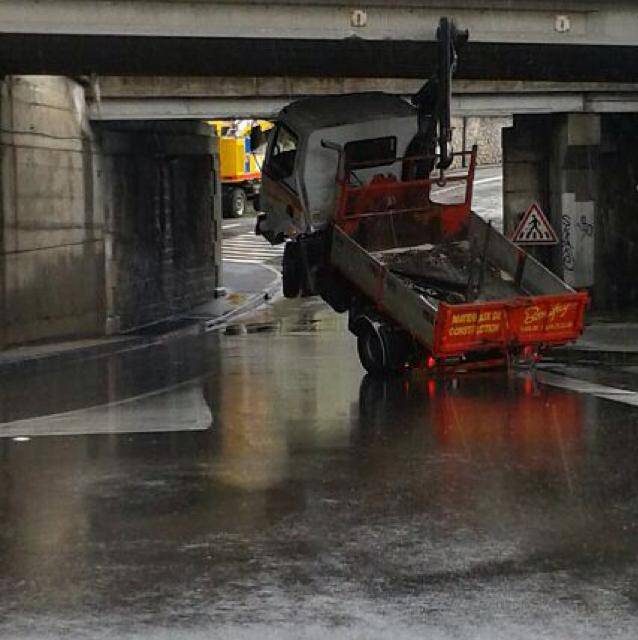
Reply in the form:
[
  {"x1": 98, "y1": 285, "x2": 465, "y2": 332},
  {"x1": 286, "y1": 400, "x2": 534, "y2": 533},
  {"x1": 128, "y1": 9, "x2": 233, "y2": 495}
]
[
  {"x1": 86, "y1": 94, "x2": 587, "y2": 120},
  {"x1": 95, "y1": 76, "x2": 638, "y2": 99},
  {"x1": 2, "y1": 2, "x2": 638, "y2": 81},
  {"x1": 1, "y1": 1, "x2": 637, "y2": 46},
  {"x1": 87, "y1": 77, "x2": 638, "y2": 120}
]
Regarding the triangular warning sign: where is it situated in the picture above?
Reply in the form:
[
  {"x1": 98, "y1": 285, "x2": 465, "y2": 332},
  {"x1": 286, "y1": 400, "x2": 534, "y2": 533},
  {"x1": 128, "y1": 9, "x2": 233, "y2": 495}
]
[{"x1": 511, "y1": 202, "x2": 558, "y2": 246}]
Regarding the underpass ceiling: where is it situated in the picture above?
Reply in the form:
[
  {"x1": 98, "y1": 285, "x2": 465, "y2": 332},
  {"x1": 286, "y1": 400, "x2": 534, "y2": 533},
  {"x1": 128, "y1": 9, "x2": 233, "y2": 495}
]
[{"x1": 2, "y1": 36, "x2": 638, "y2": 82}]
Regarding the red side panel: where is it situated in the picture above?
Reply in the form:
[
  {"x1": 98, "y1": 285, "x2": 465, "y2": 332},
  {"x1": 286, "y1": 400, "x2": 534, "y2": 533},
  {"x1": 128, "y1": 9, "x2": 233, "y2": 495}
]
[
  {"x1": 507, "y1": 293, "x2": 588, "y2": 345},
  {"x1": 433, "y1": 301, "x2": 509, "y2": 355},
  {"x1": 432, "y1": 292, "x2": 588, "y2": 357}
]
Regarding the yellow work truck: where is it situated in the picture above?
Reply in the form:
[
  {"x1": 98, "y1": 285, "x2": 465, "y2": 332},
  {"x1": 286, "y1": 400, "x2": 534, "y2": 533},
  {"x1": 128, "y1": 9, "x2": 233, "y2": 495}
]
[{"x1": 209, "y1": 120, "x2": 272, "y2": 218}]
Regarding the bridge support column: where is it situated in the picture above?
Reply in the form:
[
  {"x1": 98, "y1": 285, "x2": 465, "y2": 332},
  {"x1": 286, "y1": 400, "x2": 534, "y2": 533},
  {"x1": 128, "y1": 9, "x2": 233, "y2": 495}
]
[
  {"x1": 0, "y1": 76, "x2": 105, "y2": 349},
  {"x1": 503, "y1": 113, "x2": 601, "y2": 303},
  {"x1": 502, "y1": 115, "x2": 551, "y2": 239},
  {"x1": 549, "y1": 113, "x2": 600, "y2": 293},
  {"x1": 596, "y1": 114, "x2": 638, "y2": 311},
  {"x1": 95, "y1": 121, "x2": 221, "y2": 334},
  {"x1": 0, "y1": 76, "x2": 221, "y2": 349}
]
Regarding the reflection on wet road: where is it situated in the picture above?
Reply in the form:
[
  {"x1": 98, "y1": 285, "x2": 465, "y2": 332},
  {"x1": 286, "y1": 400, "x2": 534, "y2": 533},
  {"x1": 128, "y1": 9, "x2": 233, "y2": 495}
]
[{"x1": 1, "y1": 298, "x2": 638, "y2": 638}]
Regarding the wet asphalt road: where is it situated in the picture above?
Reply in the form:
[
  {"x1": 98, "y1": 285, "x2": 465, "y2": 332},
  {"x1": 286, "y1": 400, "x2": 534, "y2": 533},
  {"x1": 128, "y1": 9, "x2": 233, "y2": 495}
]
[{"x1": 1, "y1": 296, "x2": 638, "y2": 639}]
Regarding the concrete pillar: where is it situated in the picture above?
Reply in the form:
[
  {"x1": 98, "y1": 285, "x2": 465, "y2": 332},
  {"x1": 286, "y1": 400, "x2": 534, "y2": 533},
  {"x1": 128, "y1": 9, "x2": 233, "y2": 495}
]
[
  {"x1": 503, "y1": 113, "x2": 601, "y2": 298},
  {"x1": 96, "y1": 121, "x2": 219, "y2": 332},
  {"x1": 211, "y1": 145, "x2": 223, "y2": 293},
  {"x1": 0, "y1": 76, "x2": 106, "y2": 349},
  {"x1": 549, "y1": 113, "x2": 600, "y2": 290},
  {"x1": 596, "y1": 114, "x2": 638, "y2": 311},
  {"x1": 502, "y1": 115, "x2": 551, "y2": 239},
  {"x1": 0, "y1": 77, "x2": 221, "y2": 348}
]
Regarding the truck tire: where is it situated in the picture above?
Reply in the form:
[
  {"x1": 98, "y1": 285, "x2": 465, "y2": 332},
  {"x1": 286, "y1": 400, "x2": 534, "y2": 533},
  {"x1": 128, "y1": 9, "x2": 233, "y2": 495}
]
[
  {"x1": 282, "y1": 242, "x2": 301, "y2": 298},
  {"x1": 356, "y1": 320, "x2": 412, "y2": 376},
  {"x1": 227, "y1": 187, "x2": 247, "y2": 218},
  {"x1": 357, "y1": 323, "x2": 387, "y2": 376}
]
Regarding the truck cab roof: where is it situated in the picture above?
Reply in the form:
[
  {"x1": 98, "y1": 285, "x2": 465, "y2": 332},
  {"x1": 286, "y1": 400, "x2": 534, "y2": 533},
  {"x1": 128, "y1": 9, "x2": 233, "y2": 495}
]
[{"x1": 280, "y1": 92, "x2": 417, "y2": 136}]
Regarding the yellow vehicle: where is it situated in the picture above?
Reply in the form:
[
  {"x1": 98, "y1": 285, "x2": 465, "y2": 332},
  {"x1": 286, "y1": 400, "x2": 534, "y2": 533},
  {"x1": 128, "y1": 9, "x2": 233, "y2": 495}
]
[{"x1": 209, "y1": 120, "x2": 273, "y2": 218}]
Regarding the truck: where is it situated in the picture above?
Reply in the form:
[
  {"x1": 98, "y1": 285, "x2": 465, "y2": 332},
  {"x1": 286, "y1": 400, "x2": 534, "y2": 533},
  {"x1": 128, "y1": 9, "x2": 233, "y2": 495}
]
[
  {"x1": 209, "y1": 120, "x2": 272, "y2": 218},
  {"x1": 253, "y1": 18, "x2": 588, "y2": 375}
]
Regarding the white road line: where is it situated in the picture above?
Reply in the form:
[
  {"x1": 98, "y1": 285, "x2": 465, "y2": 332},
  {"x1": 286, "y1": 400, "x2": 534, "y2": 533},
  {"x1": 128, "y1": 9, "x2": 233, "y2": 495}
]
[
  {"x1": 225, "y1": 243, "x2": 283, "y2": 251},
  {"x1": 537, "y1": 370, "x2": 638, "y2": 408},
  {"x1": 224, "y1": 259, "x2": 265, "y2": 264},
  {"x1": 224, "y1": 241, "x2": 281, "y2": 248},
  {"x1": 223, "y1": 232, "x2": 284, "y2": 264},
  {"x1": 224, "y1": 248, "x2": 282, "y2": 253},
  {"x1": 222, "y1": 222, "x2": 242, "y2": 229},
  {"x1": 433, "y1": 174, "x2": 502, "y2": 196},
  {"x1": 224, "y1": 247, "x2": 282, "y2": 252},
  {"x1": 0, "y1": 378, "x2": 212, "y2": 438},
  {"x1": 474, "y1": 176, "x2": 503, "y2": 186},
  {"x1": 224, "y1": 253, "x2": 283, "y2": 258}
]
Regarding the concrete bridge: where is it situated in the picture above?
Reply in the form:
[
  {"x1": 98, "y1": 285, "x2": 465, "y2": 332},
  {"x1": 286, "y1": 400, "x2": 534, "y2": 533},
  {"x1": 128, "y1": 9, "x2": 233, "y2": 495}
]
[{"x1": 1, "y1": 1, "x2": 638, "y2": 81}]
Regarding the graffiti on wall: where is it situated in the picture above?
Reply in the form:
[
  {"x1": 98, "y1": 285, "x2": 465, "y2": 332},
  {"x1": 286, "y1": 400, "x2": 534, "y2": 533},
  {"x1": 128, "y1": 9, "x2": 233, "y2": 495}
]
[{"x1": 560, "y1": 194, "x2": 594, "y2": 287}]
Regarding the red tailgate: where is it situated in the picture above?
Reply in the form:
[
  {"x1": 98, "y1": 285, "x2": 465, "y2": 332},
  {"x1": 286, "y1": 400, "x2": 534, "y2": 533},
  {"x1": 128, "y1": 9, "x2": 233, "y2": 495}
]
[{"x1": 432, "y1": 292, "x2": 588, "y2": 357}]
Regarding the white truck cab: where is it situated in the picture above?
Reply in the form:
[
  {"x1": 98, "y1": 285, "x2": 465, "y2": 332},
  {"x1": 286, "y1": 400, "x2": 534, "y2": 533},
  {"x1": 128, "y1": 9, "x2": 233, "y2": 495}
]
[{"x1": 256, "y1": 92, "x2": 419, "y2": 244}]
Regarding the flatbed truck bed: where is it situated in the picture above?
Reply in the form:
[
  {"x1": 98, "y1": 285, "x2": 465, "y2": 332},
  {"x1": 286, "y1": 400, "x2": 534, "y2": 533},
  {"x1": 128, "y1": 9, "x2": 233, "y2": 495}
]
[
  {"x1": 319, "y1": 148, "x2": 587, "y2": 374},
  {"x1": 330, "y1": 215, "x2": 587, "y2": 370}
]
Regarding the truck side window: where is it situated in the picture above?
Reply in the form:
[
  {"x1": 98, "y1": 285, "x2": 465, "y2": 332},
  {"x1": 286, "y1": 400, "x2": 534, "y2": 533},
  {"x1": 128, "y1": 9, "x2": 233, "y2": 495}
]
[
  {"x1": 345, "y1": 136, "x2": 397, "y2": 169},
  {"x1": 268, "y1": 125, "x2": 298, "y2": 181}
]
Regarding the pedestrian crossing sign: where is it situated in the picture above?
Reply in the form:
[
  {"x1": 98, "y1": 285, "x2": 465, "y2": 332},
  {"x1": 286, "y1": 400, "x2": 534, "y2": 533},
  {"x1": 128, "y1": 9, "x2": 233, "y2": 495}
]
[{"x1": 511, "y1": 202, "x2": 558, "y2": 246}]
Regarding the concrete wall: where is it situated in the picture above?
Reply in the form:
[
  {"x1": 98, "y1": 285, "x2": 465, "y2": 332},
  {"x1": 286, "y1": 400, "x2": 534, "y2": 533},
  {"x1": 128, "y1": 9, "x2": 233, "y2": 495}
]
[
  {"x1": 453, "y1": 116, "x2": 511, "y2": 166},
  {"x1": 597, "y1": 115, "x2": 638, "y2": 311},
  {"x1": 0, "y1": 77, "x2": 221, "y2": 349},
  {"x1": 97, "y1": 122, "x2": 219, "y2": 332},
  {"x1": 502, "y1": 112, "x2": 638, "y2": 312},
  {"x1": 502, "y1": 115, "x2": 551, "y2": 239},
  {"x1": 0, "y1": 76, "x2": 105, "y2": 348}
]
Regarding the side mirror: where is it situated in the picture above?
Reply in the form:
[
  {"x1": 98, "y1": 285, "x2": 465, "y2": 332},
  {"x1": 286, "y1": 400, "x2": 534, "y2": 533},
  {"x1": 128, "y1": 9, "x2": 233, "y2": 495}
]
[{"x1": 250, "y1": 124, "x2": 265, "y2": 151}]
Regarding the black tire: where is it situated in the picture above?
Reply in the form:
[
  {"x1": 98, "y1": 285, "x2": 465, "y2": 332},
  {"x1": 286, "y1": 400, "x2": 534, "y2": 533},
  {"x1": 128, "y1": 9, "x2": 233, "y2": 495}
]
[
  {"x1": 282, "y1": 242, "x2": 301, "y2": 299},
  {"x1": 227, "y1": 187, "x2": 247, "y2": 218},
  {"x1": 356, "y1": 321, "x2": 412, "y2": 376},
  {"x1": 357, "y1": 322, "x2": 388, "y2": 376}
]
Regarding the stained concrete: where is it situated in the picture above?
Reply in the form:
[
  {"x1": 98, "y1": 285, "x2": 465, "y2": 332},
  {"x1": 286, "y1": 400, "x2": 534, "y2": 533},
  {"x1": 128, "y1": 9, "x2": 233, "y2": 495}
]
[
  {"x1": 502, "y1": 112, "x2": 638, "y2": 311},
  {"x1": 0, "y1": 77, "x2": 222, "y2": 349},
  {"x1": 0, "y1": 76, "x2": 105, "y2": 347}
]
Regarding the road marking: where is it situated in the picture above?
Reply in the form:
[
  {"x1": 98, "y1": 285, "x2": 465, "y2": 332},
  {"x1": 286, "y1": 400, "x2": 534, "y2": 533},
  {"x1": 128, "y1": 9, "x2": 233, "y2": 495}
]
[
  {"x1": 223, "y1": 232, "x2": 284, "y2": 264},
  {"x1": 0, "y1": 379, "x2": 212, "y2": 438},
  {"x1": 222, "y1": 222, "x2": 242, "y2": 229},
  {"x1": 434, "y1": 174, "x2": 502, "y2": 196},
  {"x1": 537, "y1": 370, "x2": 638, "y2": 408},
  {"x1": 474, "y1": 175, "x2": 503, "y2": 186}
]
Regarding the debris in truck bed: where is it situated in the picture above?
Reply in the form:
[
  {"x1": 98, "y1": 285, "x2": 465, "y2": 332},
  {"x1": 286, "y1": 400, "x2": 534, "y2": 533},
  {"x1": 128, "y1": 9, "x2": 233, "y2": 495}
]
[{"x1": 375, "y1": 240, "x2": 521, "y2": 303}]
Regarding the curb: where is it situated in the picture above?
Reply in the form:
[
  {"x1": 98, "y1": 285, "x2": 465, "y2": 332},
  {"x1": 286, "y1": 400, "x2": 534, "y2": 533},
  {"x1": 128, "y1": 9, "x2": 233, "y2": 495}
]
[
  {"x1": 200, "y1": 267, "x2": 282, "y2": 333},
  {"x1": 547, "y1": 347, "x2": 638, "y2": 366},
  {"x1": 0, "y1": 272, "x2": 282, "y2": 377}
]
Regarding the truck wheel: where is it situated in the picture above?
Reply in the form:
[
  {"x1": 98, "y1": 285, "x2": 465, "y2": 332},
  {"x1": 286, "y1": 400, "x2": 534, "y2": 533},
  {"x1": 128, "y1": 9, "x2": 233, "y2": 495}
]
[
  {"x1": 357, "y1": 323, "x2": 387, "y2": 376},
  {"x1": 282, "y1": 242, "x2": 301, "y2": 298},
  {"x1": 356, "y1": 321, "x2": 411, "y2": 376},
  {"x1": 227, "y1": 187, "x2": 247, "y2": 218}
]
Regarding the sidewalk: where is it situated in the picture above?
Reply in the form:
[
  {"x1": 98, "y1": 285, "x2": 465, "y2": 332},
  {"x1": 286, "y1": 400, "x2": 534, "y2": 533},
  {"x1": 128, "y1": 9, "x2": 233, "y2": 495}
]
[
  {"x1": 0, "y1": 262, "x2": 281, "y2": 375},
  {"x1": 185, "y1": 262, "x2": 281, "y2": 331},
  {"x1": 549, "y1": 321, "x2": 638, "y2": 364}
]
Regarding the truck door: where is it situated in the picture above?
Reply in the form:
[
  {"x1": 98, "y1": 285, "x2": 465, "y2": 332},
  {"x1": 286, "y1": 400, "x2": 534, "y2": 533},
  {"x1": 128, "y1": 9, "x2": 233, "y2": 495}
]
[{"x1": 262, "y1": 123, "x2": 304, "y2": 227}]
